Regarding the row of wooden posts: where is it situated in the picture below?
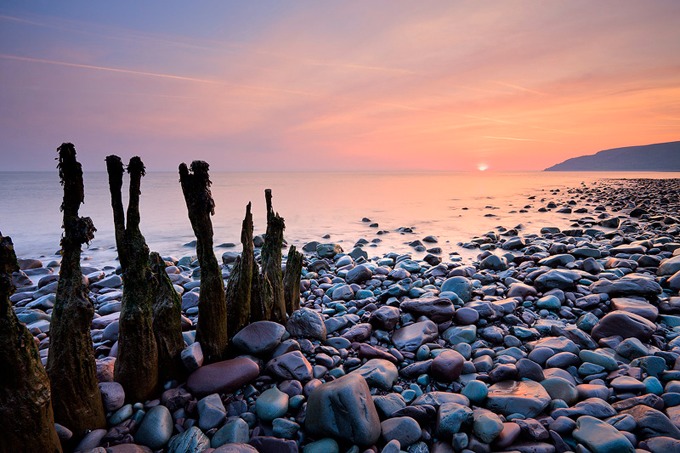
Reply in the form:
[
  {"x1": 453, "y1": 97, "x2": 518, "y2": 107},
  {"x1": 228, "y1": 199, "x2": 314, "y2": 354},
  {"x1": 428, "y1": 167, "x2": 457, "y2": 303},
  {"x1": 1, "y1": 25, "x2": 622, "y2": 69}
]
[{"x1": 0, "y1": 143, "x2": 304, "y2": 452}]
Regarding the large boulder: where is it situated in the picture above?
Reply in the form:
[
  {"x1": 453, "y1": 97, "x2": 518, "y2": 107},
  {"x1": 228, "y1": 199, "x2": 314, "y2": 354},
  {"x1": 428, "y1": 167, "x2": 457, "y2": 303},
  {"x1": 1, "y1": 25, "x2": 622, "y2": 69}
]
[
  {"x1": 305, "y1": 373, "x2": 380, "y2": 446},
  {"x1": 286, "y1": 308, "x2": 327, "y2": 341},
  {"x1": 591, "y1": 311, "x2": 656, "y2": 342},
  {"x1": 187, "y1": 357, "x2": 259, "y2": 397},
  {"x1": 232, "y1": 321, "x2": 286, "y2": 355}
]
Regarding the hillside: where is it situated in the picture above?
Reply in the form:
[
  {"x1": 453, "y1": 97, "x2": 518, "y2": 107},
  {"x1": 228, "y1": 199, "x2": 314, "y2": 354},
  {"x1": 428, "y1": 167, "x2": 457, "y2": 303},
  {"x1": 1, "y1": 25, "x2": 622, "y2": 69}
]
[{"x1": 545, "y1": 141, "x2": 680, "y2": 171}]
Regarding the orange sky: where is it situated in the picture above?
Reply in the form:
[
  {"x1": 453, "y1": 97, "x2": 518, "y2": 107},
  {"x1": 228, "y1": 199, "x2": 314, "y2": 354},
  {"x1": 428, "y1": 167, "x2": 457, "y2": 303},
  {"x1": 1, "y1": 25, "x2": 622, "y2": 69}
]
[{"x1": 1, "y1": 1, "x2": 679, "y2": 171}]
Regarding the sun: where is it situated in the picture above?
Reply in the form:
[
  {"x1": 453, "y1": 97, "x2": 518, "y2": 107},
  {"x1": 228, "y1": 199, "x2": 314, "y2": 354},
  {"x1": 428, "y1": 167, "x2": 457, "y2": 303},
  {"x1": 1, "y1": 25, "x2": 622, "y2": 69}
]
[{"x1": 477, "y1": 163, "x2": 489, "y2": 171}]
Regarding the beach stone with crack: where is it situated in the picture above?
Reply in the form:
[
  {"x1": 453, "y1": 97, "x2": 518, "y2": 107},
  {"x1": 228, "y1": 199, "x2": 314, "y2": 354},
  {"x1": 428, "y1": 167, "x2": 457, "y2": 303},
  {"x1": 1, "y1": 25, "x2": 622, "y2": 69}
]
[
  {"x1": 369, "y1": 305, "x2": 401, "y2": 330},
  {"x1": 441, "y1": 277, "x2": 472, "y2": 302},
  {"x1": 265, "y1": 350, "x2": 313, "y2": 382},
  {"x1": 392, "y1": 320, "x2": 438, "y2": 352},
  {"x1": 486, "y1": 381, "x2": 551, "y2": 418},
  {"x1": 591, "y1": 275, "x2": 662, "y2": 297},
  {"x1": 400, "y1": 297, "x2": 455, "y2": 323},
  {"x1": 168, "y1": 426, "x2": 210, "y2": 453},
  {"x1": 187, "y1": 357, "x2": 260, "y2": 396},
  {"x1": 232, "y1": 321, "x2": 286, "y2": 355},
  {"x1": 305, "y1": 373, "x2": 380, "y2": 446},
  {"x1": 286, "y1": 308, "x2": 327, "y2": 340},
  {"x1": 431, "y1": 350, "x2": 465, "y2": 382},
  {"x1": 353, "y1": 358, "x2": 398, "y2": 389},
  {"x1": 134, "y1": 405, "x2": 174, "y2": 450},
  {"x1": 437, "y1": 403, "x2": 473, "y2": 437},
  {"x1": 573, "y1": 415, "x2": 635, "y2": 453},
  {"x1": 591, "y1": 310, "x2": 656, "y2": 341},
  {"x1": 610, "y1": 297, "x2": 658, "y2": 321}
]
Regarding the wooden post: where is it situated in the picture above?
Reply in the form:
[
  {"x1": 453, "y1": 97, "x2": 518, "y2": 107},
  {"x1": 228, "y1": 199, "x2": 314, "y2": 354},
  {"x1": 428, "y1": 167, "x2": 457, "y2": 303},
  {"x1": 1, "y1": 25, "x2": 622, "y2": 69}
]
[
  {"x1": 46, "y1": 143, "x2": 105, "y2": 437},
  {"x1": 226, "y1": 202, "x2": 254, "y2": 337},
  {"x1": 106, "y1": 155, "x2": 159, "y2": 402},
  {"x1": 1, "y1": 234, "x2": 62, "y2": 452},
  {"x1": 150, "y1": 252, "x2": 185, "y2": 383},
  {"x1": 283, "y1": 245, "x2": 303, "y2": 315},
  {"x1": 260, "y1": 189, "x2": 286, "y2": 323},
  {"x1": 179, "y1": 161, "x2": 227, "y2": 362}
]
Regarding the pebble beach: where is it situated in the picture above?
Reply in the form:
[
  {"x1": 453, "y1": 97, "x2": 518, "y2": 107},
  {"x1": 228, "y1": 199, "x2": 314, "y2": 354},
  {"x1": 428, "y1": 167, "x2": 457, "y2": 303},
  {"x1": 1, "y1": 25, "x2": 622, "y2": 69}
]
[{"x1": 10, "y1": 177, "x2": 680, "y2": 453}]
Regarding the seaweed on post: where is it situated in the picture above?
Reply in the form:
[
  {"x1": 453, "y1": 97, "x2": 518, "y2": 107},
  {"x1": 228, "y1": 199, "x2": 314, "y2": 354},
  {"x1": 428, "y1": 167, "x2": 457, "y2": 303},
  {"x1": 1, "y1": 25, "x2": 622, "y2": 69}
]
[
  {"x1": 46, "y1": 143, "x2": 105, "y2": 437},
  {"x1": 283, "y1": 244, "x2": 303, "y2": 315},
  {"x1": 0, "y1": 234, "x2": 62, "y2": 453},
  {"x1": 226, "y1": 202, "x2": 254, "y2": 337},
  {"x1": 179, "y1": 160, "x2": 227, "y2": 362},
  {"x1": 150, "y1": 252, "x2": 185, "y2": 383},
  {"x1": 106, "y1": 155, "x2": 159, "y2": 402},
  {"x1": 260, "y1": 189, "x2": 287, "y2": 323}
]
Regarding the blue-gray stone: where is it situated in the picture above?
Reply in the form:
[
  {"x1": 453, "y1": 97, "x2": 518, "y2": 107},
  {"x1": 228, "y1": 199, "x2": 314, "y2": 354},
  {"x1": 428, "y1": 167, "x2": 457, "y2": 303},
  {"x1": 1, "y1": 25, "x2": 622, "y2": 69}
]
[
  {"x1": 305, "y1": 373, "x2": 380, "y2": 446},
  {"x1": 302, "y1": 438, "x2": 339, "y2": 453},
  {"x1": 392, "y1": 320, "x2": 438, "y2": 352},
  {"x1": 134, "y1": 405, "x2": 174, "y2": 449},
  {"x1": 353, "y1": 359, "x2": 398, "y2": 390},
  {"x1": 109, "y1": 403, "x2": 133, "y2": 425},
  {"x1": 286, "y1": 308, "x2": 327, "y2": 340},
  {"x1": 232, "y1": 321, "x2": 286, "y2": 355},
  {"x1": 211, "y1": 417, "x2": 250, "y2": 447},
  {"x1": 441, "y1": 277, "x2": 472, "y2": 302},
  {"x1": 381, "y1": 416, "x2": 422, "y2": 447},
  {"x1": 255, "y1": 386, "x2": 289, "y2": 422},
  {"x1": 573, "y1": 415, "x2": 634, "y2": 453},
  {"x1": 198, "y1": 393, "x2": 226, "y2": 430},
  {"x1": 472, "y1": 408, "x2": 503, "y2": 443},
  {"x1": 437, "y1": 403, "x2": 473, "y2": 436},
  {"x1": 486, "y1": 381, "x2": 550, "y2": 418},
  {"x1": 168, "y1": 426, "x2": 210, "y2": 453}
]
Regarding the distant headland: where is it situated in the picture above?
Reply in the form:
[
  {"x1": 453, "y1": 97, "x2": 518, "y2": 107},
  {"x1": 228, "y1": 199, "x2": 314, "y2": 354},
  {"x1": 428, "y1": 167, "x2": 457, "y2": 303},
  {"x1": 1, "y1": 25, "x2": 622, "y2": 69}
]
[{"x1": 545, "y1": 140, "x2": 680, "y2": 171}]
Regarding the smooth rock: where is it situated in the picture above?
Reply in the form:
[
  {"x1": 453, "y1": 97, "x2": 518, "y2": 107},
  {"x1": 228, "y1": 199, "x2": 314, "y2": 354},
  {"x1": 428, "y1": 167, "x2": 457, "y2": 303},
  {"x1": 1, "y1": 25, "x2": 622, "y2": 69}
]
[
  {"x1": 187, "y1": 357, "x2": 260, "y2": 397},
  {"x1": 486, "y1": 380, "x2": 551, "y2": 418},
  {"x1": 392, "y1": 320, "x2": 438, "y2": 352},
  {"x1": 353, "y1": 359, "x2": 399, "y2": 390},
  {"x1": 286, "y1": 308, "x2": 327, "y2": 341},
  {"x1": 134, "y1": 405, "x2": 174, "y2": 450},
  {"x1": 168, "y1": 426, "x2": 210, "y2": 453},
  {"x1": 232, "y1": 321, "x2": 286, "y2": 355},
  {"x1": 305, "y1": 373, "x2": 380, "y2": 446},
  {"x1": 572, "y1": 415, "x2": 635, "y2": 453}
]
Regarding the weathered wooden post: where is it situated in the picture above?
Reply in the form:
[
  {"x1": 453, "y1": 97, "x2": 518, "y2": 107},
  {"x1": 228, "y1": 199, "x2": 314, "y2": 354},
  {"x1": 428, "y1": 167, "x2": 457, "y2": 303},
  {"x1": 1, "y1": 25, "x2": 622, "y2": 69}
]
[
  {"x1": 150, "y1": 252, "x2": 185, "y2": 383},
  {"x1": 260, "y1": 189, "x2": 287, "y2": 323},
  {"x1": 1, "y1": 233, "x2": 62, "y2": 453},
  {"x1": 179, "y1": 161, "x2": 227, "y2": 362},
  {"x1": 46, "y1": 143, "x2": 106, "y2": 437},
  {"x1": 106, "y1": 155, "x2": 159, "y2": 402},
  {"x1": 226, "y1": 202, "x2": 254, "y2": 337},
  {"x1": 283, "y1": 244, "x2": 303, "y2": 314}
]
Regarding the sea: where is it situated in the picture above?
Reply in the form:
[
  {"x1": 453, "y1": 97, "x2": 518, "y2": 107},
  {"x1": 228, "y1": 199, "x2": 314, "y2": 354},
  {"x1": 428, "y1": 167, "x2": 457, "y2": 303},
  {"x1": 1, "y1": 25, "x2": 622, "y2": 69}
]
[{"x1": 1, "y1": 171, "x2": 678, "y2": 269}]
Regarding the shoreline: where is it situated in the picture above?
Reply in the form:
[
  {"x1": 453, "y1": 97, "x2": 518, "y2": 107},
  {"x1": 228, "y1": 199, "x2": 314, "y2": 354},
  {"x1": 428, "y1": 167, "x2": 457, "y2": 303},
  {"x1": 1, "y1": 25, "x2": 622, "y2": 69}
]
[{"x1": 9, "y1": 177, "x2": 680, "y2": 452}]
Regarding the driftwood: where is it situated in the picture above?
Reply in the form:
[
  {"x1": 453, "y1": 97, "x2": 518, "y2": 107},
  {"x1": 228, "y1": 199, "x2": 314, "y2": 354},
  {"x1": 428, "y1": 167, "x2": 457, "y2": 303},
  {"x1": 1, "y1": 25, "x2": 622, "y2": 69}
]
[
  {"x1": 46, "y1": 143, "x2": 105, "y2": 437},
  {"x1": 283, "y1": 245, "x2": 303, "y2": 314},
  {"x1": 150, "y1": 252, "x2": 185, "y2": 383},
  {"x1": 260, "y1": 189, "x2": 287, "y2": 323},
  {"x1": 0, "y1": 234, "x2": 62, "y2": 453},
  {"x1": 106, "y1": 155, "x2": 159, "y2": 402},
  {"x1": 179, "y1": 161, "x2": 227, "y2": 362},
  {"x1": 226, "y1": 202, "x2": 254, "y2": 337}
]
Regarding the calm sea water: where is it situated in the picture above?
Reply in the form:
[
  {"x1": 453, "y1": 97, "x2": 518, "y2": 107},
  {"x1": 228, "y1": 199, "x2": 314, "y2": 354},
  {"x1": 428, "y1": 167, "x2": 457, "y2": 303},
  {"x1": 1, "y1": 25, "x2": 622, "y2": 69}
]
[{"x1": 1, "y1": 171, "x2": 678, "y2": 268}]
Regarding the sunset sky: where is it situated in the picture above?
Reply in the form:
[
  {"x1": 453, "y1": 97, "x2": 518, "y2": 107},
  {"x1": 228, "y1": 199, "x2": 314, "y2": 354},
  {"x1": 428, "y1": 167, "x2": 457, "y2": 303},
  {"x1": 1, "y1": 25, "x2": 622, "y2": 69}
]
[{"x1": 1, "y1": 1, "x2": 679, "y2": 172}]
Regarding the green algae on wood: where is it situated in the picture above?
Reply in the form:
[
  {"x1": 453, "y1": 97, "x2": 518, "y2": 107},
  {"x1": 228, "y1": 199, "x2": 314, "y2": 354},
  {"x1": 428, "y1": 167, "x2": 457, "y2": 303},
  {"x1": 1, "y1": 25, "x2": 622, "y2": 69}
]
[
  {"x1": 226, "y1": 202, "x2": 254, "y2": 338},
  {"x1": 46, "y1": 143, "x2": 105, "y2": 438},
  {"x1": 1, "y1": 233, "x2": 62, "y2": 453},
  {"x1": 179, "y1": 160, "x2": 227, "y2": 363},
  {"x1": 106, "y1": 155, "x2": 159, "y2": 402}
]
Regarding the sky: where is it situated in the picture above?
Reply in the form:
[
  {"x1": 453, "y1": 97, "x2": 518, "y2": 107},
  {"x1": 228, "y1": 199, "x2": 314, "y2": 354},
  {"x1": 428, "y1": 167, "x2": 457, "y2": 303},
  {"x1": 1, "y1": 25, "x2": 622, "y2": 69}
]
[{"x1": 1, "y1": 1, "x2": 679, "y2": 172}]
